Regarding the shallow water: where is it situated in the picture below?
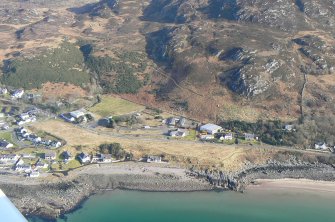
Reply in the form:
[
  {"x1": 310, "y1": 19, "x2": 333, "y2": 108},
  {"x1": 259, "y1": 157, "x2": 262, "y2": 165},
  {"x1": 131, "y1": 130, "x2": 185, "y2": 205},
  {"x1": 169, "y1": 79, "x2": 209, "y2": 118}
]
[{"x1": 27, "y1": 189, "x2": 335, "y2": 222}]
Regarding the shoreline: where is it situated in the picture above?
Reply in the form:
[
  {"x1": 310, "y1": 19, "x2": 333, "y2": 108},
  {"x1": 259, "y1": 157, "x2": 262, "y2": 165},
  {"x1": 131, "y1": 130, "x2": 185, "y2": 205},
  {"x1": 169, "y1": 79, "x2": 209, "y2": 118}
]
[
  {"x1": 1, "y1": 162, "x2": 335, "y2": 220},
  {"x1": 247, "y1": 178, "x2": 335, "y2": 194},
  {"x1": 0, "y1": 162, "x2": 214, "y2": 220}
]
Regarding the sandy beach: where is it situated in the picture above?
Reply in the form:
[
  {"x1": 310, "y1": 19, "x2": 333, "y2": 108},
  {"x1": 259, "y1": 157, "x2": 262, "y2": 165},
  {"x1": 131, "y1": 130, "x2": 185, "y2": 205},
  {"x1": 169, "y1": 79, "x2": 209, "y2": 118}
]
[{"x1": 247, "y1": 178, "x2": 335, "y2": 194}]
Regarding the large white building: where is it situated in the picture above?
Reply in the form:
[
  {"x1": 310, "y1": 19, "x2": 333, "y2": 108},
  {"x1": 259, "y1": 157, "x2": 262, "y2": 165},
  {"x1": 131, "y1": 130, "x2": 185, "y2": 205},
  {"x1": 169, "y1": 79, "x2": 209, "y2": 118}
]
[{"x1": 200, "y1": 124, "x2": 222, "y2": 134}]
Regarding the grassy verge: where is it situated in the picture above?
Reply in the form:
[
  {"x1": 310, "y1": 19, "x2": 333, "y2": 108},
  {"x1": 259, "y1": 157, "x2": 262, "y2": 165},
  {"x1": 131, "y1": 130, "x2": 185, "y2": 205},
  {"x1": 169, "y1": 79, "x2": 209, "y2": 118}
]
[
  {"x1": 89, "y1": 95, "x2": 145, "y2": 117},
  {"x1": 184, "y1": 129, "x2": 197, "y2": 141}
]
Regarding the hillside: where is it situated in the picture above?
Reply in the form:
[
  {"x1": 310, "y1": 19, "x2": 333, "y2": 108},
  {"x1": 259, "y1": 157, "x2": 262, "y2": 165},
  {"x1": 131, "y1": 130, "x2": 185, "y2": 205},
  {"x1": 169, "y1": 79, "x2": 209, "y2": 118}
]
[{"x1": 0, "y1": 0, "x2": 335, "y2": 125}]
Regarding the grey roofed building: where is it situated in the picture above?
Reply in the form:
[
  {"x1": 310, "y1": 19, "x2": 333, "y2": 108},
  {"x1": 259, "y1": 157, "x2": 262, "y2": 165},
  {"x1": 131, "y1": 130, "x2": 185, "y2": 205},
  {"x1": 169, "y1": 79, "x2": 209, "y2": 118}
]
[
  {"x1": 166, "y1": 117, "x2": 180, "y2": 126},
  {"x1": 0, "y1": 154, "x2": 19, "y2": 162},
  {"x1": 62, "y1": 151, "x2": 72, "y2": 160},
  {"x1": 199, "y1": 123, "x2": 222, "y2": 134},
  {"x1": 169, "y1": 128, "x2": 189, "y2": 137},
  {"x1": 244, "y1": 133, "x2": 255, "y2": 141},
  {"x1": 44, "y1": 152, "x2": 56, "y2": 160},
  {"x1": 78, "y1": 152, "x2": 91, "y2": 163}
]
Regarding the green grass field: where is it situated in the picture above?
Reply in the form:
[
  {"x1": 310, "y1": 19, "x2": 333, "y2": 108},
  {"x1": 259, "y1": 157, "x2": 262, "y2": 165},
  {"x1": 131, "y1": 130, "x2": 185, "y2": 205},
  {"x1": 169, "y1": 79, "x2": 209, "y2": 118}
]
[
  {"x1": 184, "y1": 129, "x2": 197, "y2": 141},
  {"x1": 89, "y1": 96, "x2": 145, "y2": 117},
  {"x1": 0, "y1": 131, "x2": 15, "y2": 146}
]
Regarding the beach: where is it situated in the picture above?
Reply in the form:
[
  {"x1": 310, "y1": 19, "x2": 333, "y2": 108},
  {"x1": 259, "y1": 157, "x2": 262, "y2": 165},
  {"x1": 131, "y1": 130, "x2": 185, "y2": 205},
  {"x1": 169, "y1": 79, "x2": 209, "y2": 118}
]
[
  {"x1": 247, "y1": 178, "x2": 335, "y2": 194},
  {"x1": 1, "y1": 161, "x2": 335, "y2": 220}
]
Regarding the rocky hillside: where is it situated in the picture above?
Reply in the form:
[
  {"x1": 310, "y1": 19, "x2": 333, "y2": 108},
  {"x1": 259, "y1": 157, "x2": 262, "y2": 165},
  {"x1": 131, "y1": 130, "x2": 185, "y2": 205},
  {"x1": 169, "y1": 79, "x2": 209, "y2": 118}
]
[{"x1": 1, "y1": 0, "x2": 335, "y2": 122}]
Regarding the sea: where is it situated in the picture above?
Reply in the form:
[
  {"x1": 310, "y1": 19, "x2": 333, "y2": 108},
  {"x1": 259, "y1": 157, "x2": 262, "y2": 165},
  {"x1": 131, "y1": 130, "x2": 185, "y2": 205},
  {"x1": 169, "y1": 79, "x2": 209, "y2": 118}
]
[{"x1": 27, "y1": 188, "x2": 335, "y2": 222}]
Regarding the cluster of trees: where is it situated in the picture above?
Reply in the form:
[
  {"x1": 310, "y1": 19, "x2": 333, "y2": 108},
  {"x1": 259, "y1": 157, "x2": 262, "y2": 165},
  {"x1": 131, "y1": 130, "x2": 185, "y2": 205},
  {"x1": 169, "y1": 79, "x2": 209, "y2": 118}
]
[
  {"x1": 2, "y1": 42, "x2": 90, "y2": 89},
  {"x1": 99, "y1": 143, "x2": 133, "y2": 160},
  {"x1": 293, "y1": 114, "x2": 335, "y2": 148},
  {"x1": 221, "y1": 120, "x2": 293, "y2": 146}
]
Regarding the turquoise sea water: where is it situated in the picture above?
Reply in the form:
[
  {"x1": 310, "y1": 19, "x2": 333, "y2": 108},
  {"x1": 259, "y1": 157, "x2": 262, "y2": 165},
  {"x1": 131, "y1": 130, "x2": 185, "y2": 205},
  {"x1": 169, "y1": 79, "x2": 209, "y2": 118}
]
[{"x1": 28, "y1": 189, "x2": 335, "y2": 222}]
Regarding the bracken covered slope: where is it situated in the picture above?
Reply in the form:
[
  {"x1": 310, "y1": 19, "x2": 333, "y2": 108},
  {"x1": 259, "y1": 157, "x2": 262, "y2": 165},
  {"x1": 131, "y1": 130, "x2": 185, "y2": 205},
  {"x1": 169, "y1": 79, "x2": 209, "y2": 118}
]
[{"x1": 0, "y1": 0, "x2": 335, "y2": 121}]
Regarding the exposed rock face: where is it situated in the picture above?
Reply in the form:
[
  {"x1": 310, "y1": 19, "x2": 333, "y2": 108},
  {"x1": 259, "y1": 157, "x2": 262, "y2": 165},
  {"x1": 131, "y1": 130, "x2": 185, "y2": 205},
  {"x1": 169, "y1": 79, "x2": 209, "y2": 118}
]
[
  {"x1": 204, "y1": 0, "x2": 308, "y2": 31},
  {"x1": 143, "y1": 0, "x2": 335, "y2": 102},
  {"x1": 2, "y1": 0, "x2": 335, "y2": 119}
]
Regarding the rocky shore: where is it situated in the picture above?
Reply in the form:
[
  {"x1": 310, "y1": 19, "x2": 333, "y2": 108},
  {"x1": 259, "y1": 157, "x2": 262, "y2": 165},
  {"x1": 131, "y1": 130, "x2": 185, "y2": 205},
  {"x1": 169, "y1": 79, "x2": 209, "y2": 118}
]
[
  {"x1": 0, "y1": 162, "x2": 213, "y2": 220},
  {"x1": 1, "y1": 161, "x2": 335, "y2": 220}
]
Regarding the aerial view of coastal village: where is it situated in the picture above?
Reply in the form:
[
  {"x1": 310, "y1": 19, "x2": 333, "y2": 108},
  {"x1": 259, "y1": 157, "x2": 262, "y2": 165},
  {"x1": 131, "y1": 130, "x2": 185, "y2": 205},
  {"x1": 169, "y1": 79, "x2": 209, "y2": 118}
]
[{"x1": 0, "y1": 0, "x2": 335, "y2": 222}]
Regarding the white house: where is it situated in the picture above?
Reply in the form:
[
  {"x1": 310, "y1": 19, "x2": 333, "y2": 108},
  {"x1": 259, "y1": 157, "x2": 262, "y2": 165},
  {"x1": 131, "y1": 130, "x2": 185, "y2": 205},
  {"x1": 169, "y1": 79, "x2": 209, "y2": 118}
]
[
  {"x1": 146, "y1": 156, "x2": 162, "y2": 163},
  {"x1": 0, "y1": 88, "x2": 8, "y2": 95},
  {"x1": 29, "y1": 171, "x2": 40, "y2": 178},
  {"x1": 199, "y1": 134, "x2": 215, "y2": 140},
  {"x1": 28, "y1": 134, "x2": 42, "y2": 143},
  {"x1": 91, "y1": 154, "x2": 112, "y2": 163},
  {"x1": 19, "y1": 113, "x2": 30, "y2": 121},
  {"x1": 245, "y1": 133, "x2": 255, "y2": 141},
  {"x1": 200, "y1": 124, "x2": 222, "y2": 135},
  {"x1": 284, "y1": 125, "x2": 294, "y2": 132},
  {"x1": 78, "y1": 152, "x2": 91, "y2": 164},
  {"x1": 315, "y1": 142, "x2": 328, "y2": 150},
  {"x1": 11, "y1": 89, "x2": 24, "y2": 99},
  {"x1": 220, "y1": 133, "x2": 233, "y2": 140},
  {"x1": 70, "y1": 110, "x2": 85, "y2": 119},
  {"x1": 1, "y1": 124, "x2": 9, "y2": 130},
  {"x1": 15, "y1": 161, "x2": 31, "y2": 172},
  {"x1": 0, "y1": 140, "x2": 14, "y2": 149},
  {"x1": 21, "y1": 153, "x2": 36, "y2": 159}
]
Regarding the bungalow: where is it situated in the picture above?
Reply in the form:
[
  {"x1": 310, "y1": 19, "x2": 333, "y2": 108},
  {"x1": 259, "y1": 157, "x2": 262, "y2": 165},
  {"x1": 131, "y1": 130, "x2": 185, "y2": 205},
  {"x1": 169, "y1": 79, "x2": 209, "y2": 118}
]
[
  {"x1": 50, "y1": 140, "x2": 62, "y2": 148},
  {"x1": 166, "y1": 117, "x2": 180, "y2": 126},
  {"x1": 15, "y1": 164, "x2": 31, "y2": 172},
  {"x1": 21, "y1": 153, "x2": 36, "y2": 159},
  {"x1": 29, "y1": 171, "x2": 40, "y2": 178},
  {"x1": 17, "y1": 116, "x2": 36, "y2": 125},
  {"x1": 0, "y1": 154, "x2": 19, "y2": 163},
  {"x1": 315, "y1": 142, "x2": 328, "y2": 150},
  {"x1": 199, "y1": 134, "x2": 215, "y2": 141},
  {"x1": 17, "y1": 127, "x2": 28, "y2": 134},
  {"x1": 91, "y1": 154, "x2": 112, "y2": 163},
  {"x1": 1, "y1": 124, "x2": 9, "y2": 130},
  {"x1": 0, "y1": 140, "x2": 14, "y2": 149},
  {"x1": 19, "y1": 113, "x2": 30, "y2": 121},
  {"x1": 60, "y1": 113, "x2": 75, "y2": 122},
  {"x1": 178, "y1": 118, "x2": 186, "y2": 128},
  {"x1": 11, "y1": 89, "x2": 24, "y2": 99},
  {"x1": 44, "y1": 152, "x2": 56, "y2": 160},
  {"x1": 146, "y1": 156, "x2": 162, "y2": 163},
  {"x1": 284, "y1": 125, "x2": 294, "y2": 132},
  {"x1": 169, "y1": 129, "x2": 189, "y2": 137},
  {"x1": 220, "y1": 133, "x2": 233, "y2": 140},
  {"x1": 78, "y1": 152, "x2": 91, "y2": 164},
  {"x1": 245, "y1": 133, "x2": 255, "y2": 141},
  {"x1": 70, "y1": 110, "x2": 85, "y2": 119},
  {"x1": 200, "y1": 124, "x2": 222, "y2": 135}
]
